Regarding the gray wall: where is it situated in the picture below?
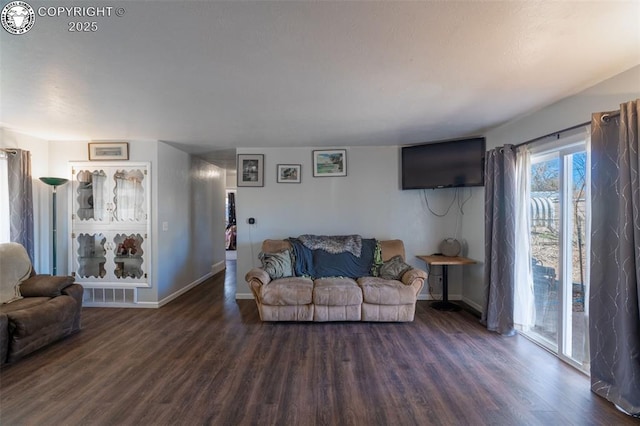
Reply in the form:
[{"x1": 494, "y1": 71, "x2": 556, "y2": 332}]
[
  {"x1": 235, "y1": 145, "x2": 471, "y2": 299},
  {"x1": 460, "y1": 64, "x2": 640, "y2": 310},
  {"x1": 144, "y1": 144, "x2": 226, "y2": 304},
  {"x1": 1, "y1": 133, "x2": 226, "y2": 306}
]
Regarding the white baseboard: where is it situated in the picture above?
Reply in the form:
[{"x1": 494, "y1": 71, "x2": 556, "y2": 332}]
[
  {"x1": 211, "y1": 260, "x2": 226, "y2": 275},
  {"x1": 100, "y1": 301, "x2": 158, "y2": 308},
  {"x1": 417, "y1": 293, "x2": 483, "y2": 313},
  {"x1": 235, "y1": 293, "x2": 254, "y2": 300},
  {"x1": 417, "y1": 293, "x2": 462, "y2": 301},
  {"x1": 461, "y1": 296, "x2": 483, "y2": 313},
  {"x1": 84, "y1": 261, "x2": 227, "y2": 309},
  {"x1": 154, "y1": 272, "x2": 215, "y2": 308}
]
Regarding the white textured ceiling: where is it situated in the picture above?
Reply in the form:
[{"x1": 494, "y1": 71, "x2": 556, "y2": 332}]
[{"x1": 1, "y1": 1, "x2": 639, "y2": 168}]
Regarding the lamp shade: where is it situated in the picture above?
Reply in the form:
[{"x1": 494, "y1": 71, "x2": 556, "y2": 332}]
[{"x1": 39, "y1": 177, "x2": 69, "y2": 187}]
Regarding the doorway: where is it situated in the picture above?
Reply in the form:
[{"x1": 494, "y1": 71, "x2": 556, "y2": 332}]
[
  {"x1": 523, "y1": 131, "x2": 590, "y2": 372},
  {"x1": 225, "y1": 189, "x2": 237, "y2": 260}
]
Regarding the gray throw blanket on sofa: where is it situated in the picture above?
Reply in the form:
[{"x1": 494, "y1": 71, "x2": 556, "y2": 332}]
[{"x1": 297, "y1": 234, "x2": 362, "y2": 257}]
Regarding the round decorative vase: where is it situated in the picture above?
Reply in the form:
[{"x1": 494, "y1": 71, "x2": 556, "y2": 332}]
[{"x1": 440, "y1": 238, "x2": 461, "y2": 257}]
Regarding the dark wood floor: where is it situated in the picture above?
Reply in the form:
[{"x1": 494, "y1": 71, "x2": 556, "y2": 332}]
[{"x1": 0, "y1": 261, "x2": 634, "y2": 426}]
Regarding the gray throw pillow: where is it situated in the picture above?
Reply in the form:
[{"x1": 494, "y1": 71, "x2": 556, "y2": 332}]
[
  {"x1": 379, "y1": 255, "x2": 412, "y2": 280},
  {"x1": 259, "y1": 250, "x2": 294, "y2": 280}
]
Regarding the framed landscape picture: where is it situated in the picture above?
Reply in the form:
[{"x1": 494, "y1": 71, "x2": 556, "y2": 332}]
[
  {"x1": 237, "y1": 154, "x2": 264, "y2": 187},
  {"x1": 88, "y1": 142, "x2": 129, "y2": 161},
  {"x1": 277, "y1": 164, "x2": 301, "y2": 183},
  {"x1": 313, "y1": 149, "x2": 347, "y2": 177}
]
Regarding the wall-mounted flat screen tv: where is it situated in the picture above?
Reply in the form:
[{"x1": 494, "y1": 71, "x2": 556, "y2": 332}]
[{"x1": 401, "y1": 137, "x2": 486, "y2": 189}]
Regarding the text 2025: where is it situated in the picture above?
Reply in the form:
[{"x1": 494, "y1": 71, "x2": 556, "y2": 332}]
[{"x1": 68, "y1": 22, "x2": 98, "y2": 32}]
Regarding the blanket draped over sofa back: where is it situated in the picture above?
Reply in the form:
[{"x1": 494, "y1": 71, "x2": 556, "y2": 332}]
[
  {"x1": 286, "y1": 235, "x2": 376, "y2": 279},
  {"x1": 297, "y1": 234, "x2": 363, "y2": 257}
]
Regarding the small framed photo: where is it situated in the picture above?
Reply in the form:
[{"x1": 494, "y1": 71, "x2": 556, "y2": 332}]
[
  {"x1": 277, "y1": 164, "x2": 301, "y2": 183},
  {"x1": 313, "y1": 149, "x2": 347, "y2": 177},
  {"x1": 237, "y1": 154, "x2": 264, "y2": 187},
  {"x1": 88, "y1": 142, "x2": 129, "y2": 161}
]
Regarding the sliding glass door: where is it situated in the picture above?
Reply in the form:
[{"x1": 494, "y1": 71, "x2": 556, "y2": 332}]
[{"x1": 525, "y1": 133, "x2": 590, "y2": 372}]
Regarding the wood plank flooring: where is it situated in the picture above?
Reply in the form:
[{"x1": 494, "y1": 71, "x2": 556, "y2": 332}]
[{"x1": 0, "y1": 261, "x2": 634, "y2": 425}]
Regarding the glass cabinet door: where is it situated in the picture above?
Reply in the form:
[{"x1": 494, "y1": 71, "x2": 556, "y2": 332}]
[
  {"x1": 113, "y1": 169, "x2": 146, "y2": 223},
  {"x1": 75, "y1": 232, "x2": 107, "y2": 279},
  {"x1": 73, "y1": 169, "x2": 109, "y2": 223},
  {"x1": 73, "y1": 167, "x2": 147, "y2": 224},
  {"x1": 73, "y1": 231, "x2": 146, "y2": 282},
  {"x1": 113, "y1": 233, "x2": 145, "y2": 279}
]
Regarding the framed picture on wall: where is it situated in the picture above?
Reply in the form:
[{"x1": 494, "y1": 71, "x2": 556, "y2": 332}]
[
  {"x1": 88, "y1": 142, "x2": 129, "y2": 161},
  {"x1": 237, "y1": 154, "x2": 264, "y2": 187},
  {"x1": 276, "y1": 164, "x2": 301, "y2": 183},
  {"x1": 313, "y1": 149, "x2": 347, "y2": 177}
]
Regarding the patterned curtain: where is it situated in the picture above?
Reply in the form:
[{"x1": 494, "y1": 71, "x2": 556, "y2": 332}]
[
  {"x1": 482, "y1": 144, "x2": 517, "y2": 336},
  {"x1": 7, "y1": 149, "x2": 34, "y2": 261},
  {"x1": 589, "y1": 99, "x2": 640, "y2": 416}
]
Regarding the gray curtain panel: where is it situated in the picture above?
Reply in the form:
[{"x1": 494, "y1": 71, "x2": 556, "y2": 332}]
[
  {"x1": 589, "y1": 99, "x2": 640, "y2": 416},
  {"x1": 7, "y1": 149, "x2": 34, "y2": 261},
  {"x1": 482, "y1": 144, "x2": 517, "y2": 336}
]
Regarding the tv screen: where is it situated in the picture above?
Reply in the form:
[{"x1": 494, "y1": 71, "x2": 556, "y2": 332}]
[{"x1": 401, "y1": 137, "x2": 486, "y2": 189}]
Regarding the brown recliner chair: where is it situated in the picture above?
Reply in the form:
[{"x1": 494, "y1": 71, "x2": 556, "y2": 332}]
[{"x1": 0, "y1": 242, "x2": 83, "y2": 364}]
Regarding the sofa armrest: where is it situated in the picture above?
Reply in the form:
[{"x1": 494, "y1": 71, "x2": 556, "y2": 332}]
[
  {"x1": 62, "y1": 283, "x2": 84, "y2": 306},
  {"x1": 246, "y1": 268, "x2": 271, "y2": 286},
  {"x1": 401, "y1": 268, "x2": 427, "y2": 295},
  {"x1": 62, "y1": 283, "x2": 84, "y2": 332},
  {"x1": 19, "y1": 275, "x2": 75, "y2": 298},
  {"x1": 245, "y1": 268, "x2": 271, "y2": 300},
  {"x1": 0, "y1": 313, "x2": 8, "y2": 364}
]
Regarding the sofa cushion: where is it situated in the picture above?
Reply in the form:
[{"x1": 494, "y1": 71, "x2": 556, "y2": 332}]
[
  {"x1": 260, "y1": 277, "x2": 313, "y2": 306},
  {"x1": 261, "y1": 239, "x2": 292, "y2": 254},
  {"x1": 259, "y1": 250, "x2": 294, "y2": 280},
  {"x1": 314, "y1": 304, "x2": 361, "y2": 322},
  {"x1": 258, "y1": 304, "x2": 314, "y2": 322},
  {"x1": 313, "y1": 277, "x2": 363, "y2": 306},
  {"x1": 378, "y1": 255, "x2": 412, "y2": 280},
  {"x1": 379, "y1": 240, "x2": 406, "y2": 262},
  {"x1": 362, "y1": 303, "x2": 416, "y2": 322},
  {"x1": 358, "y1": 277, "x2": 417, "y2": 305}
]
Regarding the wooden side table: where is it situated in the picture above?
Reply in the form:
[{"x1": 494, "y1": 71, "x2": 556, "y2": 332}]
[{"x1": 416, "y1": 255, "x2": 477, "y2": 311}]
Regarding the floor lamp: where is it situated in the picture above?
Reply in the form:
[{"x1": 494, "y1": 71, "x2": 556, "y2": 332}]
[{"x1": 40, "y1": 177, "x2": 69, "y2": 275}]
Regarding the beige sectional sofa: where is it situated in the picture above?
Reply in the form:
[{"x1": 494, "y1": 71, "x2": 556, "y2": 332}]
[{"x1": 245, "y1": 238, "x2": 427, "y2": 322}]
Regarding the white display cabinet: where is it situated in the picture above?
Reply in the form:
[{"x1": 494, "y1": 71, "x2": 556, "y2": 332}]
[{"x1": 68, "y1": 162, "x2": 151, "y2": 306}]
